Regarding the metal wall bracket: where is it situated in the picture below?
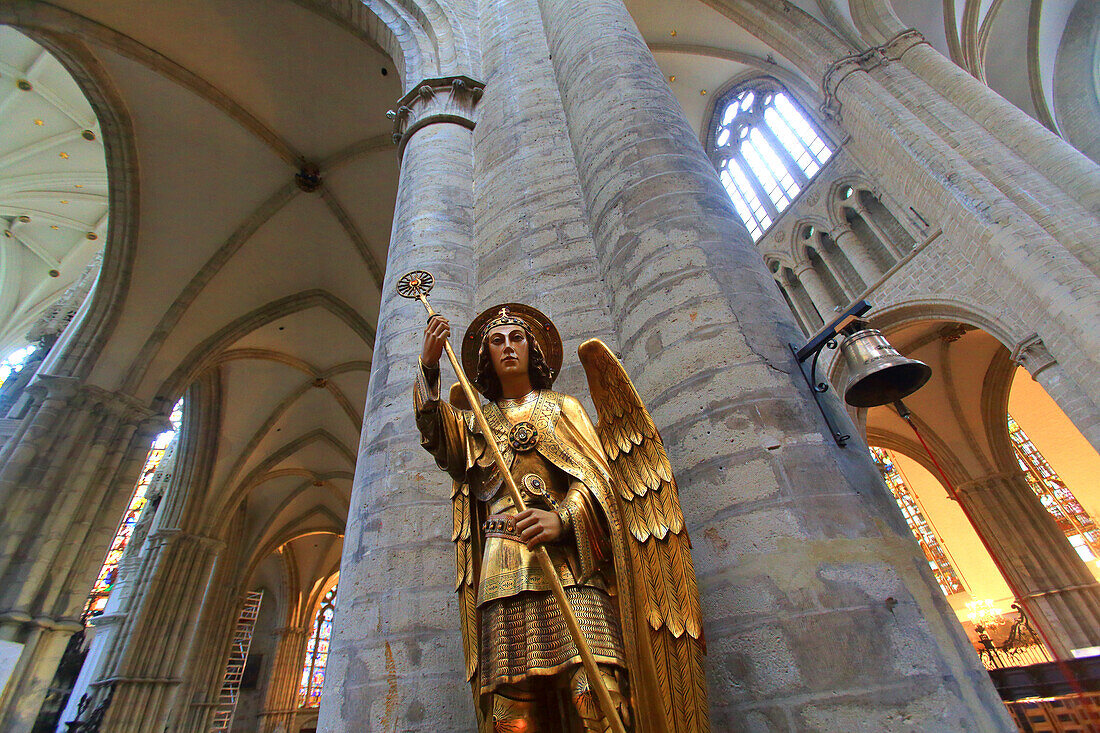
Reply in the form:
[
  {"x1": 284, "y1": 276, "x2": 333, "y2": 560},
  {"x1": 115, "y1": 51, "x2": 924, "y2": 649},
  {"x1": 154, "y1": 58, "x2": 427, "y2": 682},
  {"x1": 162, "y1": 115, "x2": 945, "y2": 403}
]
[{"x1": 790, "y1": 299, "x2": 872, "y2": 448}]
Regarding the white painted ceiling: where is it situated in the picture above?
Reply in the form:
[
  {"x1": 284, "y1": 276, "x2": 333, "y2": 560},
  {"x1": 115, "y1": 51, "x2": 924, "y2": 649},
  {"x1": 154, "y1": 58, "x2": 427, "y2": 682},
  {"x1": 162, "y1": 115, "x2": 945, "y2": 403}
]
[
  {"x1": 1, "y1": 0, "x2": 400, "y2": 587},
  {"x1": 0, "y1": 26, "x2": 107, "y2": 355}
]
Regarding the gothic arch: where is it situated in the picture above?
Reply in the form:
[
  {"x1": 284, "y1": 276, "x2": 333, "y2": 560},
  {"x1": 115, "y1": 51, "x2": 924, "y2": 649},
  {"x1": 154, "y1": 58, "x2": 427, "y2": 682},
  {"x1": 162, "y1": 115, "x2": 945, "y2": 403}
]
[
  {"x1": 157, "y1": 290, "x2": 374, "y2": 408},
  {"x1": 788, "y1": 217, "x2": 834, "y2": 266},
  {"x1": 245, "y1": 523, "x2": 344, "y2": 588},
  {"x1": 292, "y1": 0, "x2": 479, "y2": 86},
  {"x1": 699, "y1": 67, "x2": 836, "y2": 151},
  {"x1": 0, "y1": 17, "x2": 139, "y2": 382},
  {"x1": 704, "y1": 73, "x2": 840, "y2": 163},
  {"x1": 866, "y1": 297, "x2": 1025, "y2": 354},
  {"x1": 212, "y1": 428, "x2": 356, "y2": 534}
]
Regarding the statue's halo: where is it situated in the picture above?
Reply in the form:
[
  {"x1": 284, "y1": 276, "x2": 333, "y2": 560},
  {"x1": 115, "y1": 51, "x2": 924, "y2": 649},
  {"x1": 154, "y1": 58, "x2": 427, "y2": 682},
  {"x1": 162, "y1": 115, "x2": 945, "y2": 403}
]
[{"x1": 461, "y1": 303, "x2": 563, "y2": 385}]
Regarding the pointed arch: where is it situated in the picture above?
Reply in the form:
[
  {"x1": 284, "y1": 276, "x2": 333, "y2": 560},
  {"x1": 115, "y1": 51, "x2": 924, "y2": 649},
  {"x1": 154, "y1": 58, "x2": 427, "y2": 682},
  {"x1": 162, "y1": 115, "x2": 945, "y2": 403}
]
[{"x1": 156, "y1": 290, "x2": 374, "y2": 408}]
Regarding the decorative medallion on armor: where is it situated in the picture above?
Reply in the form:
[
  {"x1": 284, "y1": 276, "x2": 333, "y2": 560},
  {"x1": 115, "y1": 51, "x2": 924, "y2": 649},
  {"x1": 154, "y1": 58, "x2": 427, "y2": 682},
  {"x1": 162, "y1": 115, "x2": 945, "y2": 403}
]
[
  {"x1": 522, "y1": 473, "x2": 558, "y2": 509},
  {"x1": 508, "y1": 420, "x2": 539, "y2": 451}
]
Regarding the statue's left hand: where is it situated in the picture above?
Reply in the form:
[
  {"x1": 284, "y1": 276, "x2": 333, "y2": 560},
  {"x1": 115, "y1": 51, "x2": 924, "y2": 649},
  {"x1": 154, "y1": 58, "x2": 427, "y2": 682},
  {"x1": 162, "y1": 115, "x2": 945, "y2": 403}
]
[{"x1": 515, "y1": 508, "x2": 562, "y2": 550}]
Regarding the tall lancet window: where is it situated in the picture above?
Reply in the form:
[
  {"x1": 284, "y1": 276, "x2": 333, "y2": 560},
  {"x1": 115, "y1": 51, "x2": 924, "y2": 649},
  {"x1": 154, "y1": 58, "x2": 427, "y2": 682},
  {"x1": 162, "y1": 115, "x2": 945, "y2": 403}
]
[
  {"x1": 299, "y1": 584, "x2": 337, "y2": 708},
  {"x1": 711, "y1": 79, "x2": 834, "y2": 240},
  {"x1": 84, "y1": 398, "x2": 184, "y2": 620}
]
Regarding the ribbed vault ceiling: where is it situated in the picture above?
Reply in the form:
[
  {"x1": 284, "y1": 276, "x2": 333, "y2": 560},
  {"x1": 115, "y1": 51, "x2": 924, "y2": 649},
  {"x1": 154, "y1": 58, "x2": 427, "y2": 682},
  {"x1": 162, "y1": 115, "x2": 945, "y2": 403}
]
[
  {"x1": 0, "y1": 26, "x2": 107, "y2": 355},
  {"x1": 3, "y1": 0, "x2": 401, "y2": 574}
]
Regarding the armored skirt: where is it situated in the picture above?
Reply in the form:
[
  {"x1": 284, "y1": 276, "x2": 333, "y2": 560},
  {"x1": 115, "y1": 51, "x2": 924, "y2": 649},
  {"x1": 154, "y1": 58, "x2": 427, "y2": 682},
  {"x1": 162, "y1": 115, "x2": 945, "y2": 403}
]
[{"x1": 480, "y1": 585, "x2": 625, "y2": 693}]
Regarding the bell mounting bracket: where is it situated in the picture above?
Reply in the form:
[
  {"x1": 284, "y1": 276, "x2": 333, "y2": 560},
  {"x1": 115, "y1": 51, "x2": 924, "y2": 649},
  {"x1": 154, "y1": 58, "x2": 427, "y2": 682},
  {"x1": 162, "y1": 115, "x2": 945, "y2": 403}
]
[{"x1": 789, "y1": 299, "x2": 872, "y2": 447}]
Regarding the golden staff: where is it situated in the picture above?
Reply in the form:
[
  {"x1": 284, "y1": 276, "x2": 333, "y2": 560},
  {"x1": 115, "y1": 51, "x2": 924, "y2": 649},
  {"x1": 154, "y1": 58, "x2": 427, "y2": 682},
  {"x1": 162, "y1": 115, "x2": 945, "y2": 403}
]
[{"x1": 397, "y1": 270, "x2": 627, "y2": 733}]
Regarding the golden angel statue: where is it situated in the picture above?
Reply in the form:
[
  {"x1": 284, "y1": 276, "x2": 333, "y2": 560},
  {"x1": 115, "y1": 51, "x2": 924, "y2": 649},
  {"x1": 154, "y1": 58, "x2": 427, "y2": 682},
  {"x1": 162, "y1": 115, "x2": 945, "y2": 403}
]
[{"x1": 414, "y1": 303, "x2": 708, "y2": 732}]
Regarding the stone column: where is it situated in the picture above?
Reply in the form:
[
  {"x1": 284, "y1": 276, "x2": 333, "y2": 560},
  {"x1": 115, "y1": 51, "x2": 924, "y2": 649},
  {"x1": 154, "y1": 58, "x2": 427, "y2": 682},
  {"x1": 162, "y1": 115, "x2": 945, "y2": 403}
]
[
  {"x1": 834, "y1": 226, "x2": 881, "y2": 286},
  {"x1": 471, "y1": 0, "x2": 616, "y2": 392},
  {"x1": 318, "y1": 77, "x2": 482, "y2": 733},
  {"x1": 953, "y1": 472, "x2": 1100, "y2": 658},
  {"x1": 59, "y1": 441, "x2": 175, "y2": 728},
  {"x1": 0, "y1": 379, "x2": 165, "y2": 733},
  {"x1": 793, "y1": 263, "x2": 835, "y2": 319},
  {"x1": 258, "y1": 626, "x2": 308, "y2": 733},
  {"x1": 537, "y1": 0, "x2": 1011, "y2": 728},
  {"x1": 1013, "y1": 335, "x2": 1100, "y2": 454},
  {"x1": 853, "y1": 200, "x2": 902, "y2": 259},
  {"x1": 812, "y1": 243, "x2": 858, "y2": 299},
  {"x1": 89, "y1": 530, "x2": 222, "y2": 732},
  {"x1": 826, "y1": 47, "x2": 1100, "y2": 396},
  {"x1": 897, "y1": 41, "x2": 1100, "y2": 219},
  {"x1": 174, "y1": 542, "x2": 245, "y2": 733}
]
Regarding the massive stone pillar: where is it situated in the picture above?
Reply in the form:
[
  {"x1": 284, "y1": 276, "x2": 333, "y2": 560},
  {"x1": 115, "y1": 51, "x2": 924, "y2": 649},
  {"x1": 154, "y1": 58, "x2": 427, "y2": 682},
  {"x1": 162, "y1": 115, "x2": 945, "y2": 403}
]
[
  {"x1": 827, "y1": 50, "x2": 1100, "y2": 403},
  {"x1": 896, "y1": 42, "x2": 1100, "y2": 225},
  {"x1": 953, "y1": 471, "x2": 1100, "y2": 658},
  {"x1": 0, "y1": 378, "x2": 166, "y2": 733},
  {"x1": 258, "y1": 626, "x2": 309, "y2": 733},
  {"x1": 318, "y1": 77, "x2": 482, "y2": 732},
  {"x1": 472, "y1": 0, "x2": 616, "y2": 390},
  {"x1": 534, "y1": 0, "x2": 1012, "y2": 728}
]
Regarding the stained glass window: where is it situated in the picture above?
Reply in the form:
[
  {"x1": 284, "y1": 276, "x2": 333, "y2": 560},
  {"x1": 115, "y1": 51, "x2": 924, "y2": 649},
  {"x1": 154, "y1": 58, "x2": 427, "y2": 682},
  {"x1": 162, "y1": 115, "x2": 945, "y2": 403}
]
[
  {"x1": 712, "y1": 80, "x2": 834, "y2": 241},
  {"x1": 84, "y1": 399, "x2": 184, "y2": 620},
  {"x1": 1009, "y1": 414, "x2": 1100, "y2": 564},
  {"x1": 0, "y1": 344, "x2": 36, "y2": 388},
  {"x1": 298, "y1": 584, "x2": 337, "y2": 708},
  {"x1": 870, "y1": 447, "x2": 965, "y2": 596}
]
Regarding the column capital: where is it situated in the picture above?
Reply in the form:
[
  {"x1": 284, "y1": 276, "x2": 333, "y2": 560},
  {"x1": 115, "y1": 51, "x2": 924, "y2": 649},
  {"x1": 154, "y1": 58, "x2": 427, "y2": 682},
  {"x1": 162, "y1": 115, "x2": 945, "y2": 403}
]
[
  {"x1": 147, "y1": 528, "x2": 225, "y2": 553},
  {"x1": 821, "y1": 29, "x2": 928, "y2": 121},
  {"x1": 388, "y1": 75, "x2": 486, "y2": 157},
  {"x1": 22, "y1": 373, "x2": 81, "y2": 402},
  {"x1": 953, "y1": 470, "x2": 1020, "y2": 494},
  {"x1": 27, "y1": 378, "x2": 164, "y2": 427},
  {"x1": 1010, "y1": 334, "x2": 1056, "y2": 379}
]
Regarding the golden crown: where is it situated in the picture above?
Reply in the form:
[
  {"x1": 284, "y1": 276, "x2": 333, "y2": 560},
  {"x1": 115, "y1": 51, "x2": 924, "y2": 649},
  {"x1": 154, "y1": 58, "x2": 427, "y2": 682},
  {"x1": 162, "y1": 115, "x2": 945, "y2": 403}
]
[{"x1": 480, "y1": 306, "x2": 528, "y2": 339}]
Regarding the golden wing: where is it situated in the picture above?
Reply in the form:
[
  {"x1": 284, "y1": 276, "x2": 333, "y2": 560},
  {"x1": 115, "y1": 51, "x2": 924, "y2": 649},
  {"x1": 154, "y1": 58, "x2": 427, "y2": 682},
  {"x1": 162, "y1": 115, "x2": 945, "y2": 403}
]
[
  {"x1": 579, "y1": 340, "x2": 708, "y2": 733},
  {"x1": 448, "y1": 384, "x2": 479, "y2": 690}
]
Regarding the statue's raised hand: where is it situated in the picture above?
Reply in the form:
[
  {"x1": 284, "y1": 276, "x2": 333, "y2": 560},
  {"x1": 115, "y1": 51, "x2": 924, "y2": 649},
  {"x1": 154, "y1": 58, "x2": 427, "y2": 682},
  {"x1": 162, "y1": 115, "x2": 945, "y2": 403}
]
[{"x1": 422, "y1": 314, "x2": 450, "y2": 367}]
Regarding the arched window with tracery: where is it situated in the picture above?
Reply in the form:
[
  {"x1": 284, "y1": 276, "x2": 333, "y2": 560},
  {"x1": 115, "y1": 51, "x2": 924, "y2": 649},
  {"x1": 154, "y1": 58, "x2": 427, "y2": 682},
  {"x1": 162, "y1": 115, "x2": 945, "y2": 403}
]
[
  {"x1": 298, "y1": 584, "x2": 337, "y2": 708},
  {"x1": 711, "y1": 79, "x2": 834, "y2": 240}
]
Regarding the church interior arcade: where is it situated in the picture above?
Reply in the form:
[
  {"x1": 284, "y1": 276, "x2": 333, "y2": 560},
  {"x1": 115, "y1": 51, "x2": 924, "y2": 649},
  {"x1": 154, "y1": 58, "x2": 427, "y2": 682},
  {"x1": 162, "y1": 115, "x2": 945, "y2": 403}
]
[{"x1": 0, "y1": 0, "x2": 1098, "y2": 731}]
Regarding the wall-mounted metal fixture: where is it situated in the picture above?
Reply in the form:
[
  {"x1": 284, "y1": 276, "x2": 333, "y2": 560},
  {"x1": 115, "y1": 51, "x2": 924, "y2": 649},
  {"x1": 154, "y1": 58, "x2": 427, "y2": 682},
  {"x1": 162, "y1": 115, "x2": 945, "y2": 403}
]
[{"x1": 790, "y1": 299, "x2": 930, "y2": 446}]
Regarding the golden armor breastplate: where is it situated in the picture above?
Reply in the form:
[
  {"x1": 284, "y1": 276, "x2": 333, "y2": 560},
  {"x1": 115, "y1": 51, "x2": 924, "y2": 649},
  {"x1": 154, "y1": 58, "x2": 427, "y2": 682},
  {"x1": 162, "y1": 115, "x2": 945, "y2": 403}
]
[{"x1": 476, "y1": 402, "x2": 578, "y2": 606}]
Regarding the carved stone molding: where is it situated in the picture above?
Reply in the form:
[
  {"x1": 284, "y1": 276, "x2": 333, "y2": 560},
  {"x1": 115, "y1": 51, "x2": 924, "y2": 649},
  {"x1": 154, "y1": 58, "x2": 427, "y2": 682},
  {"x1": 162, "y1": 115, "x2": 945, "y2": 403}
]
[
  {"x1": 953, "y1": 471, "x2": 1021, "y2": 494},
  {"x1": 821, "y1": 29, "x2": 928, "y2": 121},
  {"x1": 146, "y1": 527, "x2": 225, "y2": 553},
  {"x1": 1011, "y1": 334, "x2": 1056, "y2": 379},
  {"x1": 388, "y1": 75, "x2": 486, "y2": 157}
]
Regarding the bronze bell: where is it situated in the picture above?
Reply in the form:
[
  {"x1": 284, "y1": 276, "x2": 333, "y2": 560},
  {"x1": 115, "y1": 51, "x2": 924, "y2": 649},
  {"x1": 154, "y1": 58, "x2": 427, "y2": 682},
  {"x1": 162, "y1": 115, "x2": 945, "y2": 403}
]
[{"x1": 840, "y1": 327, "x2": 931, "y2": 407}]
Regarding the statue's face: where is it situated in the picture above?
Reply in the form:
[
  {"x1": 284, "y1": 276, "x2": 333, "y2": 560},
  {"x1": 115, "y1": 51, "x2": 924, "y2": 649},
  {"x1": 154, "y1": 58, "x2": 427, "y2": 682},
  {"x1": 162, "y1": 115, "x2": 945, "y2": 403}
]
[{"x1": 485, "y1": 325, "x2": 529, "y2": 380}]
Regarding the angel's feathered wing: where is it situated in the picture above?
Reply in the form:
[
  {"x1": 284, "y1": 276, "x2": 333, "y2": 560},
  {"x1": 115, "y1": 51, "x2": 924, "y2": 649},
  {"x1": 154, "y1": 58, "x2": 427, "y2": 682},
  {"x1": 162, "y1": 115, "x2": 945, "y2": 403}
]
[{"x1": 579, "y1": 339, "x2": 709, "y2": 733}]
